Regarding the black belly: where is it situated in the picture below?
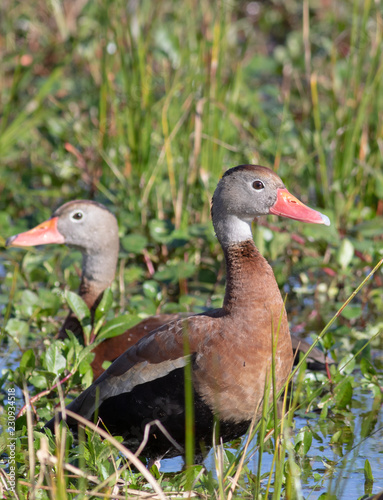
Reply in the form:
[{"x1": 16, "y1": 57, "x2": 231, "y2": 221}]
[{"x1": 93, "y1": 367, "x2": 251, "y2": 459}]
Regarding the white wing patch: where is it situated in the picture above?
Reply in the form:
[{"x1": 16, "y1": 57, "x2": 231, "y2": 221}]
[
  {"x1": 74, "y1": 356, "x2": 189, "y2": 420},
  {"x1": 107, "y1": 357, "x2": 188, "y2": 398}
]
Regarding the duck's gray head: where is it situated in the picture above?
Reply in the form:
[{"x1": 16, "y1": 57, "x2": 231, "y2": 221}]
[
  {"x1": 6, "y1": 200, "x2": 119, "y2": 255},
  {"x1": 211, "y1": 165, "x2": 330, "y2": 246}
]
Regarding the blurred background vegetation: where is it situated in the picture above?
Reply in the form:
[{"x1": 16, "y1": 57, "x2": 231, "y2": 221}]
[{"x1": 1, "y1": 0, "x2": 383, "y2": 497}]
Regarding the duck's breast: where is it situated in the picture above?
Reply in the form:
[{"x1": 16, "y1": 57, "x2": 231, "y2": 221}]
[{"x1": 192, "y1": 312, "x2": 293, "y2": 422}]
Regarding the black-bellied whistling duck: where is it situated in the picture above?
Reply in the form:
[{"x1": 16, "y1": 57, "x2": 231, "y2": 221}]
[
  {"x1": 45, "y1": 165, "x2": 330, "y2": 458},
  {"x1": 6, "y1": 201, "x2": 177, "y2": 379},
  {"x1": 7, "y1": 202, "x2": 331, "y2": 379}
]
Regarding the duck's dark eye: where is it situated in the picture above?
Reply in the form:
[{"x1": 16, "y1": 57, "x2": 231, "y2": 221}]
[
  {"x1": 252, "y1": 180, "x2": 264, "y2": 190},
  {"x1": 72, "y1": 212, "x2": 83, "y2": 221}
]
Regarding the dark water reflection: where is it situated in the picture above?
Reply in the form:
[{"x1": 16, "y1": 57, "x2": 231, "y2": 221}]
[{"x1": 160, "y1": 381, "x2": 383, "y2": 498}]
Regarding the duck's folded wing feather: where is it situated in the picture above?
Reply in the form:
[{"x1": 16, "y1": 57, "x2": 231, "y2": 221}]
[{"x1": 45, "y1": 316, "x2": 206, "y2": 429}]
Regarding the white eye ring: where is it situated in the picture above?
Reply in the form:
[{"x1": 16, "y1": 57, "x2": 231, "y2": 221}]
[{"x1": 70, "y1": 210, "x2": 84, "y2": 222}]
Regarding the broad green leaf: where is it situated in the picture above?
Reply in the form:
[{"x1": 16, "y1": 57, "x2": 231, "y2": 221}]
[
  {"x1": 21, "y1": 253, "x2": 48, "y2": 274},
  {"x1": 66, "y1": 291, "x2": 90, "y2": 321},
  {"x1": 330, "y1": 430, "x2": 342, "y2": 444},
  {"x1": 94, "y1": 288, "x2": 113, "y2": 324},
  {"x1": 29, "y1": 374, "x2": 48, "y2": 389},
  {"x1": 78, "y1": 359, "x2": 93, "y2": 387},
  {"x1": 303, "y1": 428, "x2": 313, "y2": 455},
  {"x1": 295, "y1": 426, "x2": 312, "y2": 455},
  {"x1": 353, "y1": 338, "x2": 371, "y2": 360},
  {"x1": 338, "y1": 353, "x2": 355, "y2": 375},
  {"x1": 321, "y1": 331, "x2": 335, "y2": 351},
  {"x1": 360, "y1": 358, "x2": 377, "y2": 380},
  {"x1": 37, "y1": 288, "x2": 61, "y2": 311},
  {"x1": 61, "y1": 251, "x2": 82, "y2": 270},
  {"x1": 338, "y1": 304, "x2": 361, "y2": 320},
  {"x1": 334, "y1": 378, "x2": 353, "y2": 409},
  {"x1": 75, "y1": 344, "x2": 95, "y2": 367},
  {"x1": 149, "y1": 219, "x2": 174, "y2": 243},
  {"x1": 121, "y1": 234, "x2": 148, "y2": 254},
  {"x1": 188, "y1": 224, "x2": 209, "y2": 239},
  {"x1": 167, "y1": 229, "x2": 189, "y2": 249},
  {"x1": 154, "y1": 262, "x2": 196, "y2": 283},
  {"x1": 97, "y1": 314, "x2": 140, "y2": 342},
  {"x1": 5, "y1": 318, "x2": 29, "y2": 338},
  {"x1": 143, "y1": 280, "x2": 161, "y2": 299},
  {"x1": 124, "y1": 265, "x2": 145, "y2": 283},
  {"x1": 150, "y1": 463, "x2": 160, "y2": 479},
  {"x1": 337, "y1": 238, "x2": 354, "y2": 269},
  {"x1": 64, "y1": 330, "x2": 85, "y2": 361},
  {"x1": 64, "y1": 332, "x2": 95, "y2": 369},
  {"x1": 45, "y1": 344, "x2": 66, "y2": 375},
  {"x1": 19, "y1": 349, "x2": 35, "y2": 377},
  {"x1": 20, "y1": 290, "x2": 39, "y2": 307},
  {"x1": 176, "y1": 262, "x2": 197, "y2": 279},
  {"x1": 101, "y1": 360, "x2": 112, "y2": 371}
]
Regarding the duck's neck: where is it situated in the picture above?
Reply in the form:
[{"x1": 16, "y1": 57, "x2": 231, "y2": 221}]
[
  {"x1": 79, "y1": 250, "x2": 118, "y2": 309},
  {"x1": 59, "y1": 246, "x2": 118, "y2": 340},
  {"x1": 214, "y1": 213, "x2": 254, "y2": 249},
  {"x1": 222, "y1": 239, "x2": 284, "y2": 313},
  {"x1": 213, "y1": 210, "x2": 284, "y2": 313}
]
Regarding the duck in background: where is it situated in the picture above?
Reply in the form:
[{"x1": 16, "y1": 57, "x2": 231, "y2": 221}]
[
  {"x1": 7, "y1": 198, "x2": 332, "y2": 379},
  {"x1": 6, "y1": 201, "x2": 178, "y2": 378},
  {"x1": 44, "y1": 164, "x2": 330, "y2": 459}
]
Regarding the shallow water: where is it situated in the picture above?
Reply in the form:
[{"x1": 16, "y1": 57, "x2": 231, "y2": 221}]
[
  {"x1": 159, "y1": 378, "x2": 383, "y2": 498},
  {"x1": 0, "y1": 350, "x2": 24, "y2": 409}
]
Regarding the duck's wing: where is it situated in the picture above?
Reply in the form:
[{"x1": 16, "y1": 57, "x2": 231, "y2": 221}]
[
  {"x1": 90, "y1": 312, "x2": 191, "y2": 379},
  {"x1": 45, "y1": 314, "x2": 209, "y2": 431}
]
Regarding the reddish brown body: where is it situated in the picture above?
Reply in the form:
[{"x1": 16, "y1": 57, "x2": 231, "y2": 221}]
[
  {"x1": 90, "y1": 315, "x2": 180, "y2": 379},
  {"x1": 190, "y1": 242, "x2": 293, "y2": 423}
]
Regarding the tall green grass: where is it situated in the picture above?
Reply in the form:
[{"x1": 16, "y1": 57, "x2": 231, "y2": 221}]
[{"x1": 1, "y1": 0, "x2": 382, "y2": 239}]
